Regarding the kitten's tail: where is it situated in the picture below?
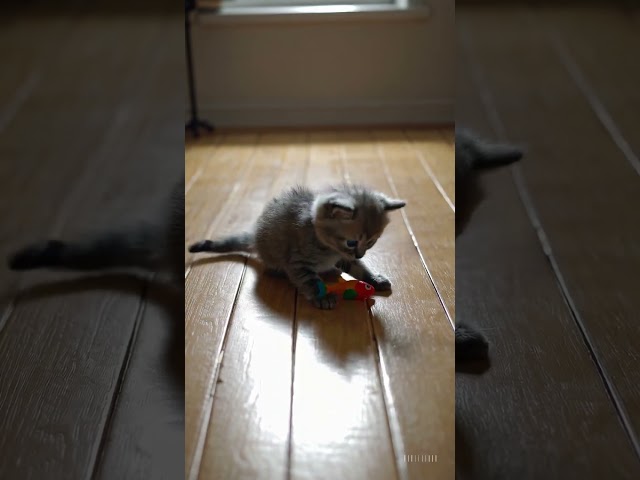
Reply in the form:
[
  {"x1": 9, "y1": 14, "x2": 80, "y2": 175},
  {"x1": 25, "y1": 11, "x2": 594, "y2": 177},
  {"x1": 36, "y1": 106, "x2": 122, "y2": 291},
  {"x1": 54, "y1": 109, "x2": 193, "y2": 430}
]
[
  {"x1": 188, "y1": 232, "x2": 254, "y2": 254},
  {"x1": 455, "y1": 322, "x2": 489, "y2": 361},
  {"x1": 474, "y1": 141, "x2": 524, "y2": 169},
  {"x1": 8, "y1": 224, "x2": 163, "y2": 272}
]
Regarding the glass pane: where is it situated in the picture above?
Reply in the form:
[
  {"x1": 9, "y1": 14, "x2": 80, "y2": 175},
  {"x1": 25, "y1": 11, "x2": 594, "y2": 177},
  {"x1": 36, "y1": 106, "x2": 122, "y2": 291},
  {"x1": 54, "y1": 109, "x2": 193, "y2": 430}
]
[{"x1": 221, "y1": 0, "x2": 394, "y2": 8}]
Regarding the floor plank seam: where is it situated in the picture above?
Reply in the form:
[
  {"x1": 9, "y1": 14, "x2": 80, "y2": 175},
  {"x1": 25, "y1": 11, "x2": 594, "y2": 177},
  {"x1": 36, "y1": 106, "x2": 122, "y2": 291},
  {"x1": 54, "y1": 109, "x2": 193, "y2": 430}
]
[
  {"x1": 0, "y1": 157, "x2": 117, "y2": 339},
  {"x1": 337, "y1": 134, "x2": 408, "y2": 478},
  {"x1": 51, "y1": 108, "x2": 146, "y2": 237},
  {"x1": 185, "y1": 134, "x2": 224, "y2": 195},
  {"x1": 367, "y1": 307, "x2": 407, "y2": 480},
  {"x1": 0, "y1": 169, "x2": 118, "y2": 341},
  {"x1": 403, "y1": 130, "x2": 455, "y2": 212},
  {"x1": 0, "y1": 290, "x2": 19, "y2": 339},
  {"x1": 184, "y1": 136, "x2": 259, "y2": 281},
  {"x1": 0, "y1": 18, "x2": 78, "y2": 134},
  {"x1": 285, "y1": 289, "x2": 299, "y2": 480},
  {"x1": 285, "y1": 133, "x2": 309, "y2": 480},
  {"x1": 539, "y1": 13, "x2": 640, "y2": 177},
  {"x1": 458, "y1": 23, "x2": 506, "y2": 152},
  {"x1": 511, "y1": 165, "x2": 640, "y2": 460},
  {"x1": 376, "y1": 142, "x2": 455, "y2": 330},
  {"x1": 50, "y1": 21, "x2": 170, "y2": 238},
  {"x1": 88, "y1": 277, "x2": 150, "y2": 480},
  {"x1": 188, "y1": 257, "x2": 249, "y2": 480},
  {"x1": 461, "y1": 10, "x2": 640, "y2": 460},
  {"x1": 338, "y1": 141, "x2": 353, "y2": 186},
  {"x1": 0, "y1": 71, "x2": 40, "y2": 134}
]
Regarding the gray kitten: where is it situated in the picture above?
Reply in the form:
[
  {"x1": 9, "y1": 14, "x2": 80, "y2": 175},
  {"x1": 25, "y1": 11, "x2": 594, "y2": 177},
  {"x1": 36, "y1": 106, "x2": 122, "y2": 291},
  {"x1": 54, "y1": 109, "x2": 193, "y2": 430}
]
[
  {"x1": 189, "y1": 184, "x2": 406, "y2": 309},
  {"x1": 455, "y1": 127, "x2": 523, "y2": 361},
  {"x1": 7, "y1": 181, "x2": 184, "y2": 286},
  {"x1": 455, "y1": 127, "x2": 523, "y2": 182}
]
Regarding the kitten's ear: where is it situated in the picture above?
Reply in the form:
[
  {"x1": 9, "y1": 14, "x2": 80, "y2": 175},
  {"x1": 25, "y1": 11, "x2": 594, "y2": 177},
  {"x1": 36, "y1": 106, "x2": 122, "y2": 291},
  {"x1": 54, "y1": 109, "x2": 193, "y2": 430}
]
[
  {"x1": 316, "y1": 193, "x2": 356, "y2": 220},
  {"x1": 329, "y1": 199, "x2": 355, "y2": 220},
  {"x1": 379, "y1": 194, "x2": 406, "y2": 211}
]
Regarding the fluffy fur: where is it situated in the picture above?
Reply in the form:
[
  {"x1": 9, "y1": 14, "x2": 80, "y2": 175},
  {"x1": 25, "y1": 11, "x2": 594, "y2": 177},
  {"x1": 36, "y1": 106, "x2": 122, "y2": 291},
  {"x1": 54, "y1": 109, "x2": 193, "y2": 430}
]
[
  {"x1": 455, "y1": 127, "x2": 524, "y2": 183},
  {"x1": 455, "y1": 128, "x2": 523, "y2": 361},
  {"x1": 189, "y1": 184, "x2": 405, "y2": 309},
  {"x1": 7, "y1": 181, "x2": 184, "y2": 286}
]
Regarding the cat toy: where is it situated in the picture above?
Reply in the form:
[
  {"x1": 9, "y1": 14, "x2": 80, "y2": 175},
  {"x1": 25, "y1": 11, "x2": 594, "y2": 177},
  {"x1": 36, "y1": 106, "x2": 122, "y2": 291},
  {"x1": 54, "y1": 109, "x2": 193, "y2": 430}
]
[{"x1": 317, "y1": 276, "x2": 375, "y2": 301}]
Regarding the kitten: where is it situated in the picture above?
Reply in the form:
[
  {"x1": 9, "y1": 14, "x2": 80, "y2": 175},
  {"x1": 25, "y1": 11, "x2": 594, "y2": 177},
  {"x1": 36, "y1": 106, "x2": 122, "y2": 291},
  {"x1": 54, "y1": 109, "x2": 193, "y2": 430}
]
[
  {"x1": 455, "y1": 127, "x2": 524, "y2": 236},
  {"x1": 455, "y1": 127, "x2": 523, "y2": 182},
  {"x1": 189, "y1": 184, "x2": 406, "y2": 309},
  {"x1": 455, "y1": 127, "x2": 523, "y2": 361},
  {"x1": 7, "y1": 181, "x2": 184, "y2": 286}
]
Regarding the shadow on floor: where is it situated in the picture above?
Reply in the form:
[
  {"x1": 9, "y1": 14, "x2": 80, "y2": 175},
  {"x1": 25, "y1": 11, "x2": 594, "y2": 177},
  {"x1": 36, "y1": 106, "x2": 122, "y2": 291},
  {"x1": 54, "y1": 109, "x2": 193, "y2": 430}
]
[
  {"x1": 190, "y1": 253, "x2": 394, "y2": 366},
  {"x1": 11, "y1": 273, "x2": 184, "y2": 389}
]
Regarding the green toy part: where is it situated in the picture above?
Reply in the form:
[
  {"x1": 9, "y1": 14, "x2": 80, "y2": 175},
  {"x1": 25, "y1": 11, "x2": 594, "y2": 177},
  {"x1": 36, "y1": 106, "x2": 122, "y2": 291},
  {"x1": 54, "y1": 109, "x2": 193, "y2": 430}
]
[{"x1": 342, "y1": 289, "x2": 357, "y2": 300}]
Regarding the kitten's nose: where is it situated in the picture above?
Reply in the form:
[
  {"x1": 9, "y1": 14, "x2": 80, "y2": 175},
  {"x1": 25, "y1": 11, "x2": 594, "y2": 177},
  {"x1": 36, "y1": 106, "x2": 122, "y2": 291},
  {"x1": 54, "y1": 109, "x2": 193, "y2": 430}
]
[{"x1": 356, "y1": 252, "x2": 364, "y2": 259}]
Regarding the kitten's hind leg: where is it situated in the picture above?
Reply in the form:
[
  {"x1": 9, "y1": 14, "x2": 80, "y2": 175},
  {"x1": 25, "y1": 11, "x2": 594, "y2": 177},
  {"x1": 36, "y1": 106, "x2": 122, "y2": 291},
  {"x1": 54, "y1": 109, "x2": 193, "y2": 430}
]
[
  {"x1": 337, "y1": 259, "x2": 391, "y2": 292},
  {"x1": 264, "y1": 267, "x2": 287, "y2": 278},
  {"x1": 285, "y1": 262, "x2": 337, "y2": 310}
]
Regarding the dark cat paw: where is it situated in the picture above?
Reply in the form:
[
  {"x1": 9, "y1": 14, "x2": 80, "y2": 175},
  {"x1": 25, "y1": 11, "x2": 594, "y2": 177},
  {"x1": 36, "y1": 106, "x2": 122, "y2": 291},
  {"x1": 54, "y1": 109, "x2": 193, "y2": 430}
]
[
  {"x1": 455, "y1": 323, "x2": 489, "y2": 362},
  {"x1": 368, "y1": 274, "x2": 391, "y2": 292},
  {"x1": 312, "y1": 293, "x2": 338, "y2": 310}
]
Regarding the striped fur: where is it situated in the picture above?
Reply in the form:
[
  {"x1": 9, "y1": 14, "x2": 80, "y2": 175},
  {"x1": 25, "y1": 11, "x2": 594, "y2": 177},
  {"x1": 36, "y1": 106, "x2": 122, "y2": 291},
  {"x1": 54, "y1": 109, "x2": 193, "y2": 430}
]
[
  {"x1": 188, "y1": 232, "x2": 253, "y2": 254},
  {"x1": 7, "y1": 181, "x2": 184, "y2": 286}
]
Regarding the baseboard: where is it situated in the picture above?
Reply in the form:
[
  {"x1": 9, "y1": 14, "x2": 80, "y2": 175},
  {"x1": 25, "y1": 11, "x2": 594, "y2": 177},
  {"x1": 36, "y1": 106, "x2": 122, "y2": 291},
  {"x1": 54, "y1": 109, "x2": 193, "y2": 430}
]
[{"x1": 194, "y1": 99, "x2": 453, "y2": 128}]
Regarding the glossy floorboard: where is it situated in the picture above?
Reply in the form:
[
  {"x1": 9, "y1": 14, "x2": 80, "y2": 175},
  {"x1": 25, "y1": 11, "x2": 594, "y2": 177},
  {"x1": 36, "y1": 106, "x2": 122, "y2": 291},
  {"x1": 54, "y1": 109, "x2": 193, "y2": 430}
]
[
  {"x1": 456, "y1": 4, "x2": 640, "y2": 479},
  {"x1": 0, "y1": 8, "x2": 184, "y2": 479},
  {"x1": 185, "y1": 128, "x2": 455, "y2": 480}
]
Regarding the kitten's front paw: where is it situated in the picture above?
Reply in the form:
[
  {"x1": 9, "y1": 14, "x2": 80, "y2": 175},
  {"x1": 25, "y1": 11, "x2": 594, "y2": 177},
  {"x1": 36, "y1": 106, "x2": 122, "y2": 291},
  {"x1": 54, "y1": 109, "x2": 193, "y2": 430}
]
[
  {"x1": 312, "y1": 293, "x2": 338, "y2": 310},
  {"x1": 369, "y1": 274, "x2": 392, "y2": 292}
]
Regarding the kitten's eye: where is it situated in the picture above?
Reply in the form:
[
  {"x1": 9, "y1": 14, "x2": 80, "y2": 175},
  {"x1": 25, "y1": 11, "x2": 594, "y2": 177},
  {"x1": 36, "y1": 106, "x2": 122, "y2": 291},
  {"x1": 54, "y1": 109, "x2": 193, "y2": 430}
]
[{"x1": 346, "y1": 239, "x2": 358, "y2": 248}]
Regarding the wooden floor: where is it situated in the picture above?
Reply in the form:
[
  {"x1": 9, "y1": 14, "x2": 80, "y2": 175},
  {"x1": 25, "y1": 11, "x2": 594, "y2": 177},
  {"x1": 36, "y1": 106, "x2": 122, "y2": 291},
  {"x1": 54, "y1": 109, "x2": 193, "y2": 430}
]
[
  {"x1": 0, "y1": 7, "x2": 184, "y2": 480},
  {"x1": 456, "y1": 4, "x2": 640, "y2": 479},
  {"x1": 185, "y1": 129, "x2": 455, "y2": 479},
  {"x1": 6, "y1": 3, "x2": 640, "y2": 479}
]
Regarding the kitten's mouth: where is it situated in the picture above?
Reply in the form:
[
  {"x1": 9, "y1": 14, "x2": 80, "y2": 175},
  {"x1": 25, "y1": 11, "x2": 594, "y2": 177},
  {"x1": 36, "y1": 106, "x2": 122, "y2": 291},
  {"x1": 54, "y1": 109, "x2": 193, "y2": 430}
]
[
  {"x1": 337, "y1": 251, "x2": 355, "y2": 261},
  {"x1": 329, "y1": 244, "x2": 363, "y2": 261}
]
